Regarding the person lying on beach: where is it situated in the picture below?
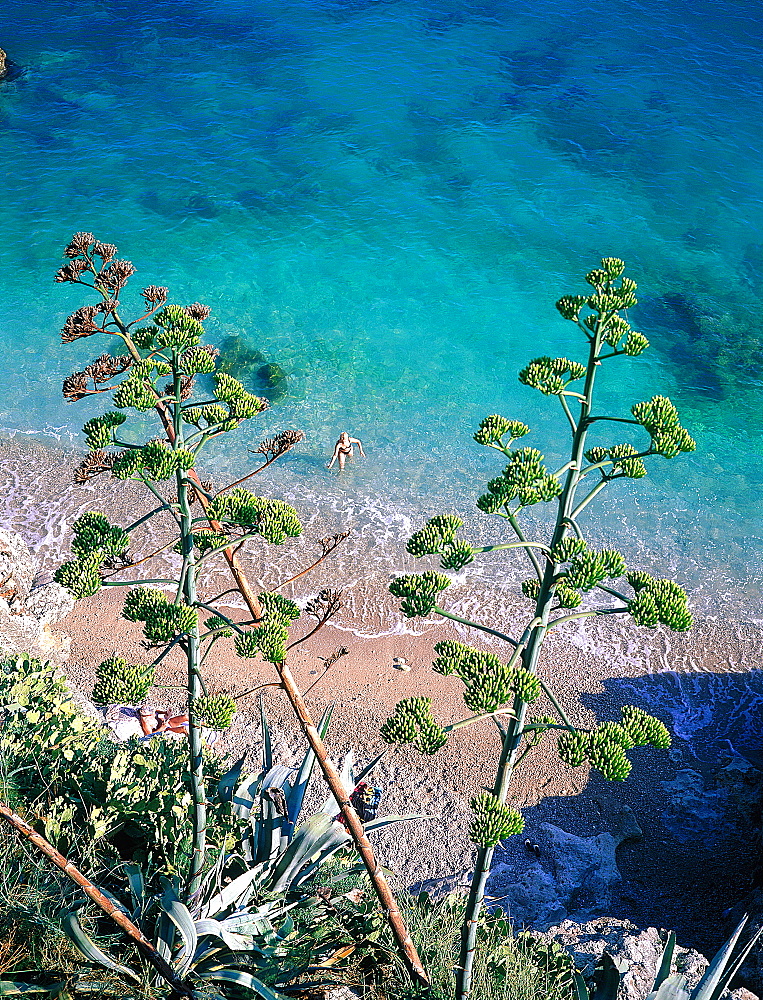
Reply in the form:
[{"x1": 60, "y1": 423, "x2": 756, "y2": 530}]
[
  {"x1": 138, "y1": 707, "x2": 190, "y2": 737},
  {"x1": 328, "y1": 431, "x2": 366, "y2": 471}
]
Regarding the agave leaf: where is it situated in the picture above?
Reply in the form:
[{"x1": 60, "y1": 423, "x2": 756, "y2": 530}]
[
  {"x1": 319, "y1": 750, "x2": 355, "y2": 815},
  {"x1": 260, "y1": 695, "x2": 272, "y2": 773},
  {"x1": 0, "y1": 983, "x2": 67, "y2": 997},
  {"x1": 654, "y1": 932, "x2": 676, "y2": 990},
  {"x1": 233, "y1": 770, "x2": 265, "y2": 821},
  {"x1": 198, "y1": 967, "x2": 285, "y2": 1000},
  {"x1": 353, "y1": 749, "x2": 387, "y2": 785},
  {"x1": 218, "y1": 756, "x2": 245, "y2": 802},
  {"x1": 592, "y1": 953, "x2": 626, "y2": 1000},
  {"x1": 362, "y1": 813, "x2": 426, "y2": 834},
  {"x1": 645, "y1": 974, "x2": 690, "y2": 1000},
  {"x1": 155, "y1": 908, "x2": 175, "y2": 964},
  {"x1": 692, "y1": 915, "x2": 748, "y2": 1000},
  {"x1": 573, "y1": 971, "x2": 590, "y2": 1000},
  {"x1": 262, "y1": 765, "x2": 297, "y2": 791},
  {"x1": 255, "y1": 788, "x2": 288, "y2": 865},
  {"x1": 286, "y1": 704, "x2": 334, "y2": 828},
  {"x1": 202, "y1": 865, "x2": 267, "y2": 919},
  {"x1": 160, "y1": 885, "x2": 198, "y2": 976},
  {"x1": 284, "y1": 821, "x2": 353, "y2": 891},
  {"x1": 61, "y1": 912, "x2": 141, "y2": 984},
  {"x1": 268, "y1": 814, "x2": 351, "y2": 892},
  {"x1": 123, "y1": 863, "x2": 144, "y2": 916},
  {"x1": 701, "y1": 918, "x2": 763, "y2": 1000}
]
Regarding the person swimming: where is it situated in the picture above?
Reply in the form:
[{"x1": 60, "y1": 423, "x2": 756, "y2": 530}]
[{"x1": 328, "y1": 431, "x2": 366, "y2": 471}]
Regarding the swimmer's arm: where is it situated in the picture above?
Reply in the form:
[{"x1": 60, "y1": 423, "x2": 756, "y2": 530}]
[
  {"x1": 349, "y1": 436, "x2": 366, "y2": 456},
  {"x1": 327, "y1": 443, "x2": 340, "y2": 468}
]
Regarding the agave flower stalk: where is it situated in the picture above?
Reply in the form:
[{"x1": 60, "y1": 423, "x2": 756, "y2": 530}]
[
  {"x1": 383, "y1": 259, "x2": 694, "y2": 1000},
  {"x1": 52, "y1": 233, "x2": 428, "y2": 983}
]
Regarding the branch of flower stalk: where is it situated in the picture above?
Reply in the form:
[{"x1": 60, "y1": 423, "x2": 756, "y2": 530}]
[
  {"x1": 469, "y1": 541, "x2": 552, "y2": 556},
  {"x1": 535, "y1": 675, "x2": 576, "y2": 731},
  {"x1": 285, "y1": 609, "x2": 339, "y2": 651},
  {"x1": 559, "y1": 393, "x2": 578, "y2": 433},
  {"x1": 432, "y1": 606, "x2": 519, "y2": 648},
  {"x1": 546, "y1": 607, "x2": 626, "y2": 629},
  {"x1": 570, "y1": 478, "x2": 609, "y2": 519},
  {"x1": 102, "y1": 538, "x2": 178, "y2": 578},
  {"x1": 507, "y1": 511, "x2": 544, "y2": 579},
  {"x1": 271, "y1": 534, "x2": 351, "y2": 592},
  {"x1": 0, "y1": 803, "x2": 195, "y2": 999},
  {"x1": 445, "y1": 708, "x2": 518, "y2": 733}
]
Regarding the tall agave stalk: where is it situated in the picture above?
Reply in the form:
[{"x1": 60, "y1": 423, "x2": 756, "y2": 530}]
[
  {"x1": 50, "y1": 232, "x2": 427, "y2": 983},
  {"x1": 382, "y1": 258, "x2": 696, "y2": 1000}
]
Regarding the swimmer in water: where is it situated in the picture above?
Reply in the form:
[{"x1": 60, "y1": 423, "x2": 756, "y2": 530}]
[{"x1": 328, "y1": 431, "x2": 366, "y2": 471}]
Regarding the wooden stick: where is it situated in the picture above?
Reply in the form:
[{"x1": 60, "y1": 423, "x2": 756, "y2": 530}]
[{"x1": 0, "y1": 803, "x2": 195, "y2": 998}]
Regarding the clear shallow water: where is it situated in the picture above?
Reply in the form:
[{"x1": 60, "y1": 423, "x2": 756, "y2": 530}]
[{"x1": 1, "y1": 0, "x2": 762, "y2": 617}]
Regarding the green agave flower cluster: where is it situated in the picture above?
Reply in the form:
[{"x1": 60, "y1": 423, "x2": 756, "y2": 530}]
[
  {"x1": 626, "y1": 572, "x2": 692, "y2": 631},
  {"x1": 83, "y1": 411, "x2": 127, "y2": 450},
  {"x1": 557, "y1": 705, "x2": 671, "y2": 781},
  {"x1": 584, "y1": 443, "x2": 647, "y2": 479},
  {"x1": 123, "y1": 587, "x2": 198, "y2": 644},
  {"x1": 133, "y1": 304, "x2": 204, "y2": 350},
  {"x1": 380, "y1": 696, "x2": 448, "y2": 755},
  {"x1": 473, "y1": 415, "x2": 530, "y2": 447},
  {"x1": 182, "y1": 404, "x2": 237, "y2": 432},
  {"x1": 406, "y1": 515, "x2": 474, "y2": 571},
  {"x1": 204, "y1": 615, "x2": 233, "y2": 638},
  {"x1": 205, "y1": 488, "x2": 302, "y2": 545},
  {"x1": 179, "y1": 345, "x2": 217, "y2": 375},
  {"x1": 54, "y1": 551, "x2": 103, "y2": 600},
  {"x1": 173, "y1": 528, "x2": 231, "y2": 556},
  {"x1": 555, "y1": 257, "x2": 638, "y2": 325},
  {"x1": 70, "y1": 512, "x2": 129, "y2": 560},
  {"x1": 477, "y1": 447, "x2": 562, "y2": 515},
  {"x1": 469, "y1": 792, "x2": 524, "y2": 848},
  {"x1": 111, "y1": 440, "x2": 196, "y2": 481},
  {"x1": 432, "y1": 640, "x2": 540, "y2": 713},
  {"x1": 233, "y1": 591, "x2": 301, "y2": 664},
  {"x1": 631, "y1": 395, "x2": 696, "y2": 459},
  {"x1": 518, "y1": 356, "x2": 586, "y2": 396},
  {"x1": 195, "y1": 692, "x2": 236, "y2": 730},
  {"x1": 389, "y1": 570, "x2": 452, "y2": 618},
  {"x1": 528, "y1": 542, "x2": 626, "y2": 610},
  {"x1": 92, "y1": 655, "x2": 155, "y2": 705},
  {"x1": 54, "y1": 513, "x2": 131, "y2": 600},
  {"x1": 213, "y1": 372, "x2": 269, "y2": 422},
  {"x1": 112, "y1": 360, "x2": 169, "y2": 411}
]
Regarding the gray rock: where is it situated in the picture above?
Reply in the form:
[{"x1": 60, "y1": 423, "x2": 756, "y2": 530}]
[
  {"x1": 535, "y1": 917, "x2": 758, "y2": 1000},
  {"x1": 0, "y1": 48, "x2": 6, "y2": 80},
  {"x1": 25, "y1": 581, "x2": 75, "y2": 624},
  {"x1": 486, "y1": 813, "x2": 642, "y2": 931},
  {"x1": 0, "y1": 530, "x2": 72, "y2": 661},
  {"x1": 0, "y1": 528, "x2": 35, "y2": 602}
]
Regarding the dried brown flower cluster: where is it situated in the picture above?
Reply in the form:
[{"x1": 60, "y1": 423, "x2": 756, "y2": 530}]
[
  {"x1": 185, "y1": 302, "x2": 211, "y2": 322},
  {"x1": 304, "y1": 588, "x2": 342, "y2": 621},
  {"x1": 63, "y1": 354, "x2": 133, "y2": 401},
  {"x1": 319, "y1": 530, "x2": 350, "y2": 557},
  {"x1": 61, "y1": 304, "x2": 107, "y2": 343},
  {"x1": 142, "y1": 285, "x2": 169, "y2": 308},
  {"x1": 252, "y1": 429, "x2": 306, "y2": 462},
  {"x1": 73, "y1": 450, "x2": 117, "y2": 483},
  {"x1": 162, "y1": 375, "x2": 195, "y2": 401}
]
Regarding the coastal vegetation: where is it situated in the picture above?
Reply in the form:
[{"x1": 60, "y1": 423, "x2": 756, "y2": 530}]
[{"x1": 0, "y1": 245, "x2": 759, "y2": 999}]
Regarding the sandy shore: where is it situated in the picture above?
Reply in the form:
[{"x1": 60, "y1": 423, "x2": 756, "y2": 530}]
[
  {"x1": 57, "y1": 566, "x2": 763, "y2": 957},
  {"x1": 2, "y1": 435, "x2": 760, "y2": 956}
]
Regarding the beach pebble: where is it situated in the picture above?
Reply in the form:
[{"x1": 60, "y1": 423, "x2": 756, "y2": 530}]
[{"x1": 392, "y1": 656, "x2": 411, "y2": 672}]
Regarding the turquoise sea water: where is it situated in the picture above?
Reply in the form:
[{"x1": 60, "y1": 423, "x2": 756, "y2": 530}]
[{"x1": 1, "y1": 0, "x2": 762, "y2": 618}]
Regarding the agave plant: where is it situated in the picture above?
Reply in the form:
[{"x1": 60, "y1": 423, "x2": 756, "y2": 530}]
[
  {"x1": 54, "y1": 701, "x2": 420, "y2": 999},
  {"x1": 574, "y1": 918, "x2": 763, "y2": 1000}
]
